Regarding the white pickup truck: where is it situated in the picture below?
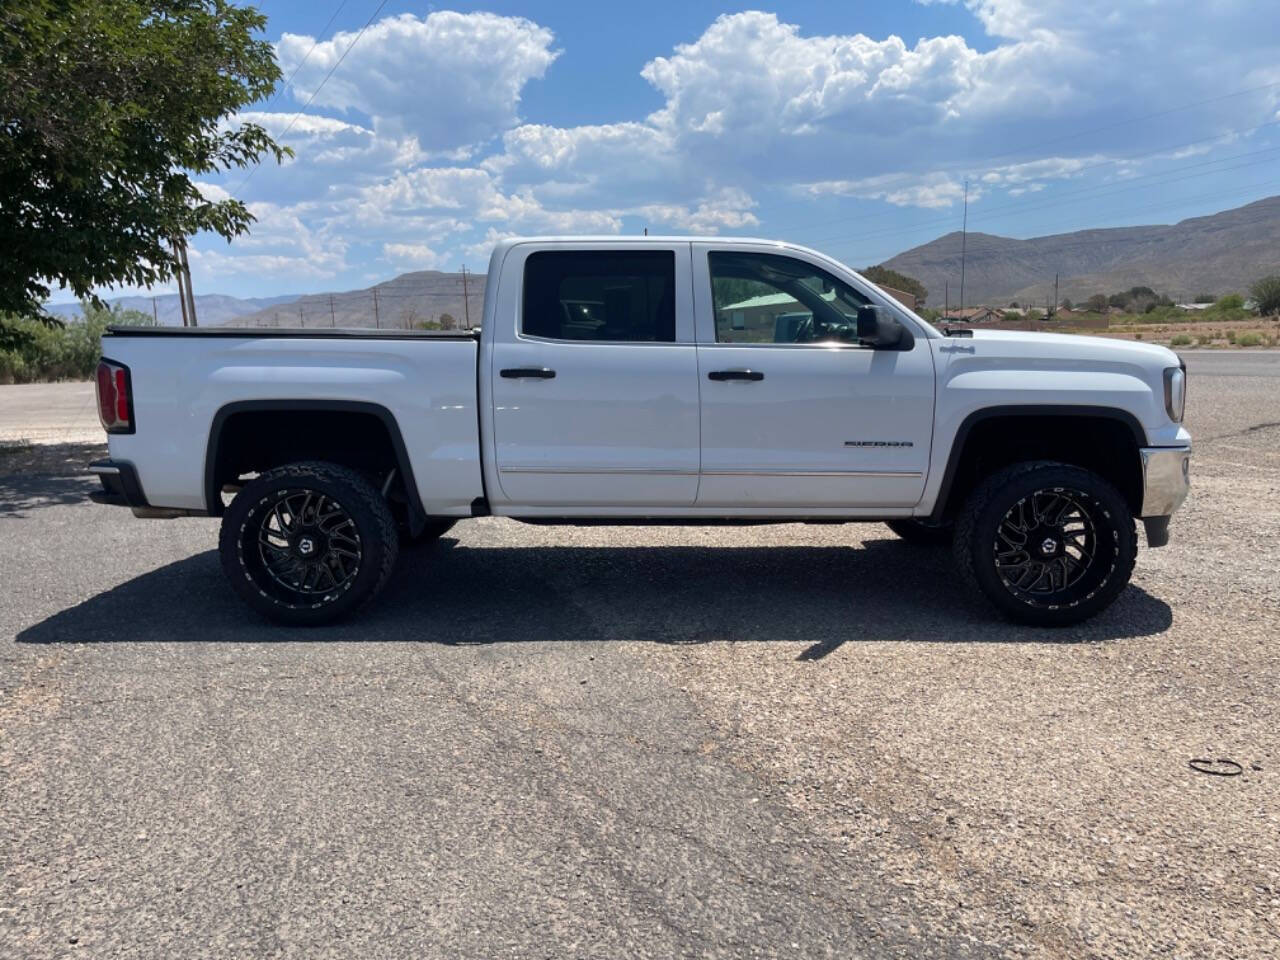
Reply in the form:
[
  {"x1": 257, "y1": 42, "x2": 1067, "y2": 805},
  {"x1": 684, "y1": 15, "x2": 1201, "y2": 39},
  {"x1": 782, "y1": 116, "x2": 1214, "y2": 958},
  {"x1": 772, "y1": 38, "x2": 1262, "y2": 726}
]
[{"x1": 89, "y1": 237, "x2": 1191, "y2": 627}]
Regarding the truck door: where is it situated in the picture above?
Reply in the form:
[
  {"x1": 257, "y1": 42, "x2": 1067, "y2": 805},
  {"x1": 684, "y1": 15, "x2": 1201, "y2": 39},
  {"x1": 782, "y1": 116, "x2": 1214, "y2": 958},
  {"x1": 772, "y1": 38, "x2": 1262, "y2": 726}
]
[
  {"x1": 488, "y1": 242, "x2": 700, "y2": 508},
  {"x1": 692, "y1": 243, "x2": 935, "y2": 509}
]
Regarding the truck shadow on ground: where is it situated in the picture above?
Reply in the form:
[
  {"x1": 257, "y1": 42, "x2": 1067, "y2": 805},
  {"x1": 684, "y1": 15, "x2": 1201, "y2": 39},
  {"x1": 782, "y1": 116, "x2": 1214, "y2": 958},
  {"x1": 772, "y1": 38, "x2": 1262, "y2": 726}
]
[{"x1": 16, "y1": 534, "x2": 1174, "y2": 653}]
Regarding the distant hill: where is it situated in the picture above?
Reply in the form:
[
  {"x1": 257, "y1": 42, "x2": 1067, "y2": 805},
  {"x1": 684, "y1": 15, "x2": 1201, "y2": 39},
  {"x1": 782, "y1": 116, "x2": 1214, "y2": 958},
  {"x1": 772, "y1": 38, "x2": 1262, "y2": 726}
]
[
  {"x1": 44, "y1": 292, "x2": 298, "y2": 326},
  {"x1": 881, "y1": 196, "x2": 1280, "y2": 307},
  {"x1": 229, "y1": 270, "x2": 483, "y2": 329}
]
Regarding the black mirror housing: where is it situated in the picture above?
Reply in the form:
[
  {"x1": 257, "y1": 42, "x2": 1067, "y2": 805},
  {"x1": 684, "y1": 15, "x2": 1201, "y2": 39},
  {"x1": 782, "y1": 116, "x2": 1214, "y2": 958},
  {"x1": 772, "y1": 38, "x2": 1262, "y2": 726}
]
[{"x1": 856, "y1": 305, "x2": 911, "y2": 349}]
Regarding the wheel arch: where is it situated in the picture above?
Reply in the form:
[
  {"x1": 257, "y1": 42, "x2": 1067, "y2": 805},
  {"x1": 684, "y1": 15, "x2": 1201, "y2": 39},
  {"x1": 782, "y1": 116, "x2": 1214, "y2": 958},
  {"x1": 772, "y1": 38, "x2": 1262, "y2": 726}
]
[
  {"x1": 203, "y1": 399, "x2": 427, "y2": 533},
  {"x1": 928, "y1": 405, "x2": 1147, "y2": 523}
]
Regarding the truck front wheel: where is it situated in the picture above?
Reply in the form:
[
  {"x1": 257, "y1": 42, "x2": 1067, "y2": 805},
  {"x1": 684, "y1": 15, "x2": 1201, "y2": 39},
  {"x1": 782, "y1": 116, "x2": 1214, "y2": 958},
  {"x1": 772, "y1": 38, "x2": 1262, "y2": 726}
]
[
  {"x1": 953, "y1": 461, "x2": 1137, "y2": 626},
  {"x1": 219, "y1": 461, "x2": 399, "y2": 626}
]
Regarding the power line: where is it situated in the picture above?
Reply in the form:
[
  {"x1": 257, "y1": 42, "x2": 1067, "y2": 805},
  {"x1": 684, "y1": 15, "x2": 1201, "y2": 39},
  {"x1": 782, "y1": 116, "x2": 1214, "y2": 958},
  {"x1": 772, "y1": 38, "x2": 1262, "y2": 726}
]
[
  {"x1": 799, "y1": 144, "x2": 1280, "y2": 253},
  {"x1": 825, "y1": 181, "x2": 1280, "y2": 270},
  {"x1": 232, "y1": 0, "x2": 390, "y2": 197},
  {"x1": 260, "y1": 0, "x2": 352, "y2": 114}
]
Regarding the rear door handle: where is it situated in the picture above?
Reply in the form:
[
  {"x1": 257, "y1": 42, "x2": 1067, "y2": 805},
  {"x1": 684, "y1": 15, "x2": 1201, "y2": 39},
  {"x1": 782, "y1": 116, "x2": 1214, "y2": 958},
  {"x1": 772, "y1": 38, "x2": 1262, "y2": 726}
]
[
  {"x1": 708, "y1": 369, "x2": 764, "y2": 381},
  {"x1": 500, "y1": 367, "x2": 556, "y2": 379}
]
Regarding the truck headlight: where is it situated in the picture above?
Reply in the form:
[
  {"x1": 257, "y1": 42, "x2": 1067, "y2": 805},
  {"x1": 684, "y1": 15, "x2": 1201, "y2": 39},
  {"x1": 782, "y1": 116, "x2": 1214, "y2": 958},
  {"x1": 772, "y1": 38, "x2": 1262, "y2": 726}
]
[{"x1": 1163, "y1": 363, "x2": 1186, "y2": 423}]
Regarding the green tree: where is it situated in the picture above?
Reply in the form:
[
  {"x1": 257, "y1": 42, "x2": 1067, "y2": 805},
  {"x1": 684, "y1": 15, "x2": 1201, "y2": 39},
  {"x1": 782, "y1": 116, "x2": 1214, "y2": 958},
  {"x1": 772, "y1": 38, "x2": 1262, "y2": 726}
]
[
  {"x1": 0, "y1": 1, "x2": 289, "y2": 318},
  {"x1": 1247, "y1": 277, "x2": 1280, "y2": 316},
  {"x1": 1060, "y1": 298, "x2": 1073, "y2": 311},
  {"x1": 1085, "y1": 294, "x2": 1108, "y2": 313},
  {"x1": 1215, "y1": 293, "x2": 1244, "y2": 310},
  {"x1": 861, "y1": 265, "x2": 928, "y2": 304}
]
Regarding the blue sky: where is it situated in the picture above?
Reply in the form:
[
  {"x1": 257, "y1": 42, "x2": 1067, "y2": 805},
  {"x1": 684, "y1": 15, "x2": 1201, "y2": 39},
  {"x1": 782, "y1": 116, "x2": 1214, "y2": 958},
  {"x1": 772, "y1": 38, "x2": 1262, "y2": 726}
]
[{"x1": 141, "y1": 1, "x2": 1280, "y2": 298}]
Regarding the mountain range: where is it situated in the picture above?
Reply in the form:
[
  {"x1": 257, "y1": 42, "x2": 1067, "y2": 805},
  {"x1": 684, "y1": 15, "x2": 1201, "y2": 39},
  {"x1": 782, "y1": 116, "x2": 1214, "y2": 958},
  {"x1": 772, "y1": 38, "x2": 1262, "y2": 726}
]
[
  {"x1": 42, "y1": 196, "x2": 1280, "y2": 323},
  {"x1": 43, "y1": 292, "x2": 299, "y2": 326},
  {"x1": 880, "y1": 196, "x2": 1280, "y2": 307},
  {"x1": 227, "y1": 270, "x2": 481, "y2": 329}
]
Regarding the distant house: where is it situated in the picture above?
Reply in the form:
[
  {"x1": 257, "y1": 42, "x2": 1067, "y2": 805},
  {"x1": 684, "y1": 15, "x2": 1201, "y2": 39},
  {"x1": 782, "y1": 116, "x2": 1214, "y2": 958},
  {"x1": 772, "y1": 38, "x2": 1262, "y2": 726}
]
[
  {"x1": 877, "y1": 284, "x2": 918, "y2": 310},
  {"x1": 943, "y1": 306, "x2": 1005, "y2": 324}
]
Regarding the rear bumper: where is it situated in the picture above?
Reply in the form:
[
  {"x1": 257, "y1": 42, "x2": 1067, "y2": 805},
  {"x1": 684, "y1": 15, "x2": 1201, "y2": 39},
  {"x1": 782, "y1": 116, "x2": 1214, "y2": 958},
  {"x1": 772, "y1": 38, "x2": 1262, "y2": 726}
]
[
  {"x1": 88, "y1": 459, "x2": 204, "y2": 518},
  {"x1": 88, "y1": 459, "x2": 148, "y2": 508},
  {"x1": 1138, "y1": 446, "x2": 1191, "y2": 547}
]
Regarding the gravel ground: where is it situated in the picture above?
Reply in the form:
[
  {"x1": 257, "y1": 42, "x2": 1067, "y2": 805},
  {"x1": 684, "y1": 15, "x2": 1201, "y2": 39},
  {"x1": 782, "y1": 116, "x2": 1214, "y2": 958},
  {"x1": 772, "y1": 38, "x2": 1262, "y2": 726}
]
[
  {"x1": 626, "y1": 371, "x2": 1280, "y2": 959},
  {"x1": 2, "y1": 365, "x2": 1278, "y2": 958}
]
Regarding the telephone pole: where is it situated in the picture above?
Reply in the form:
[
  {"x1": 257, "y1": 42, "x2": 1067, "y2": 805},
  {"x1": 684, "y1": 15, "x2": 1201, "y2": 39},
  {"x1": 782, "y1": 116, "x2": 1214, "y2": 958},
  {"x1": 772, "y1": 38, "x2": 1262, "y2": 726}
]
[
  {"x1": 959, "y1": 179, "x2": 968, "y2": 312},
  {"x1": 151, "y1": 296, "x2": 158, "y2": 324},
  {"x1": 329, "y1": 294, "x2": 336, "y2": 327},
  {"x1": 373, "y1": 288, "x2": 381, "y2": 329},
  {"x1": 171, "y1": 239, "x2": 189, "y2": 327},
  {"x1": 1053, "y1": 273, "x2": 1059, "y2": 317}
]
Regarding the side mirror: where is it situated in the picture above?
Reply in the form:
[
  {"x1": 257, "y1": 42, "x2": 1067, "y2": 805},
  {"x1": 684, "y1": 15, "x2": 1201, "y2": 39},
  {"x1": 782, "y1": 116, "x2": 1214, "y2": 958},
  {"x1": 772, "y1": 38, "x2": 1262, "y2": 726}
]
[{"x1": 856, "y1": 305, "x2": 910, "y2": 349}]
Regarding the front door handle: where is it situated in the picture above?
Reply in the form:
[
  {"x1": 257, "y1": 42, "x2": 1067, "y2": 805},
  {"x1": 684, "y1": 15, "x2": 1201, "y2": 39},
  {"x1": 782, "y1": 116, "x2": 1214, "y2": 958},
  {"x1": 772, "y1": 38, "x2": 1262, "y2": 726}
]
[
  {"x1": 708, "y1": 369, "x2": 764, "y2": 382},
  {"x1": 500, "y1": 367, "x2": 556, "y2": 379}
]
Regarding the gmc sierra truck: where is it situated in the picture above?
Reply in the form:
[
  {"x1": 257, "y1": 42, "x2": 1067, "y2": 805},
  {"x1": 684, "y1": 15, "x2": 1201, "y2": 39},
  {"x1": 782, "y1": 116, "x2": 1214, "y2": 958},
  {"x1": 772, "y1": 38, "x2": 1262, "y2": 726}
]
[{"x1": 89, "y1": 237, "x2": 1191, "y2": 627}]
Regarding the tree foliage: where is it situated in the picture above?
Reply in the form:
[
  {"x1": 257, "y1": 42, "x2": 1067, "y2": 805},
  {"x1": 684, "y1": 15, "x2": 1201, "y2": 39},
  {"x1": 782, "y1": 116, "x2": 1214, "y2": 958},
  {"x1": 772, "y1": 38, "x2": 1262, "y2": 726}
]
[
  {"x1": 861, "y1": 265, "x2": 928, "y2": 304},
  {"x1": 0, "y1": 301, "x2": 154, "y2": 382},
  {"x1": 1250, "y1": 276, "x2": 1280, "y2": 316},
  {"x1": 0, "y1": 1, "x2": 289, "y2": 317}
]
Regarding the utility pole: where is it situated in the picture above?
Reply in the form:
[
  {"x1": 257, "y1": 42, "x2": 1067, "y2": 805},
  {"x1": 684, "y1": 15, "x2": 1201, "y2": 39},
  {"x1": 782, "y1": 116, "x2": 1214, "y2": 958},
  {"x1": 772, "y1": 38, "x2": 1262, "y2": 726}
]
[
  {"x1": 178, "y1": 237, "x2": 197, "y2": 326},
  {"x1": 171, "y1": 239, "x2": 190, "y2": 327},
  {"x1": 328, "y1": 294, "x2": 337, "y2": 327},
  {"x1": 959, "y1": 179, "x2": 968, "y2": 313},
  {"x1": 945, "y1": 281, "x2": 949, "y2": 318},
  {"x1": 461, "y1": 265, "x2": 471, "y2": 329},
  {"x1": 151, "y1": 296, "x2": 158, "y2": 325},
  {"x1": 373, "y1": 288, "x2": 381, "y2": 329}
]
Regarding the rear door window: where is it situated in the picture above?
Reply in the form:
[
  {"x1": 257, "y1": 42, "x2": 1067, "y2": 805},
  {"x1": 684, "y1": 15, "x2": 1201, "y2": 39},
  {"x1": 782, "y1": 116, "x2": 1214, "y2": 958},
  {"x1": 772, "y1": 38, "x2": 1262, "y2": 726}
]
[{"x1": 522, "y1": 251, "x2": 676, "y2": 342}]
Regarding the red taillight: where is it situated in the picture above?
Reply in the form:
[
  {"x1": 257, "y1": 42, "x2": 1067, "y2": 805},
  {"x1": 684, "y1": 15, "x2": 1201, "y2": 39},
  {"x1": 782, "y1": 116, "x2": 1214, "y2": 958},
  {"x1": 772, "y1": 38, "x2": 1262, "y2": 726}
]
[
  {"x1": 96, "y1": 360, "x2": 133, "y2": 433},
  {"x1": 114, "y1": 368, "x2": 129, "y2": 423}
]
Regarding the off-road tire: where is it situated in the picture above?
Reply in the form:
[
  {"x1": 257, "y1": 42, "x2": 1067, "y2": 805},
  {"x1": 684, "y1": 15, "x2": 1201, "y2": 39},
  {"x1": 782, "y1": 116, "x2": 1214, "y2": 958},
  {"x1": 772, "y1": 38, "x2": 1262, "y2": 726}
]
[
  {"x1": 953, "y1": 460, "x2": 1137, "y2": 627},
  {"x1": 219, "y1": 461, "x2": 398, "y2": 626},
  {"x1": 885, "y1": 518, "x2": 953, "y2": 546}
]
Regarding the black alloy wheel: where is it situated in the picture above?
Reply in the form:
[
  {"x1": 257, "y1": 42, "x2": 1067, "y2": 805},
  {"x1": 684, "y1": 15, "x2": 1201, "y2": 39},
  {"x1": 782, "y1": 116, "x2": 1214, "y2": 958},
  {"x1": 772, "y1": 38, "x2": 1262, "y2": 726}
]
[
  {"x1": 954, "y1": 461, "x2": 1137, "y2": 626},
  {"x1": 220, "y1": 461, "x2": 398, "y2": 625},
  {"x1": 254, "y1": 490, "x2": 362, "y2": 601}
]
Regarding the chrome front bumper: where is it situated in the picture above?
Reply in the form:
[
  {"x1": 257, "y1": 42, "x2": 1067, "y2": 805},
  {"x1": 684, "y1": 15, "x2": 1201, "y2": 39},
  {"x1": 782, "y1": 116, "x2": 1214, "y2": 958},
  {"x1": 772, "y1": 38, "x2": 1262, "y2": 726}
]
[{"x1": 1138, "y1": 446, "x2": 1191, "y2": 547}]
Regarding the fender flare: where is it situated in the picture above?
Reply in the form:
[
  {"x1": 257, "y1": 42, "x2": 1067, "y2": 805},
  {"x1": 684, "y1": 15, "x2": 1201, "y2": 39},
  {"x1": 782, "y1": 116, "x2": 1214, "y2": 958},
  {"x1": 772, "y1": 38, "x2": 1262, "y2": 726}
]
[
  {"x1": 927, "y1": 404, "x2": 1148, "y2": 523},
  {"x1": 203, "y1": 399, "x2": 428, "y2": 533}
]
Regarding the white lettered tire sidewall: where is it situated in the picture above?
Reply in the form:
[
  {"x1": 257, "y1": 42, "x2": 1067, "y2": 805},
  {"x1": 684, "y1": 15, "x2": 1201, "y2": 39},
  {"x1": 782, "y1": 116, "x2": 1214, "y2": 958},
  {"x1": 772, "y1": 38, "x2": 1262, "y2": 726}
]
[{"x1": 218, "y1": 461, "x2": 399, "y2": 626}]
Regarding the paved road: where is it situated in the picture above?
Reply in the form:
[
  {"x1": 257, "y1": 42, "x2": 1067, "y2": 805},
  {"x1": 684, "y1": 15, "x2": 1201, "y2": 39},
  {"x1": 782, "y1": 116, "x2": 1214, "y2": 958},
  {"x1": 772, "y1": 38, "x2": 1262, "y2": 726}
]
[
  {"x1": 0, "y1": 381, "x2": 98, "y2": 444},
  {"x1": 3, "y1": 361, "x2": 1279, "y2": 958},
  {"x1": 1, "y1": 350, "x2": 1277, "y2": 445},
  {"x1": 1178, "y1": 349, "x2": 1280, "y2": 377}
]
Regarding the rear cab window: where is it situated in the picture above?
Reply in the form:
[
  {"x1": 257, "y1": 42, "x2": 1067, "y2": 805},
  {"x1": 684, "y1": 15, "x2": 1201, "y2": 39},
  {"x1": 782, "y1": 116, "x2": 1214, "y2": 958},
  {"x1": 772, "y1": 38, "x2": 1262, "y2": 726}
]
[{"x1": 522, "y1": 251, "x2": 676, "y2": 343}]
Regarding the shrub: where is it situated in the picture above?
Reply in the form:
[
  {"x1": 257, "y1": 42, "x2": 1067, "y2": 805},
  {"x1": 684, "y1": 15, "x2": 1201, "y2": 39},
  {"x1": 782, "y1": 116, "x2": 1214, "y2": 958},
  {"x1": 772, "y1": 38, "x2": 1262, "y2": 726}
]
[
  {"x1": 1236, "y1": 332, "x2": 1263, "y2": 347},
  {"x1": 1216, "y1": 293, "x2": 1245, "y2": 310},
  {"x1": 0, "y1": 303, "x2": 153, "y2": 383},
  {"x1": 1250, "y1": 276, "x2": 1280, "y2": 316},
  {"x1": 1170, "y1": 334, "x2": 1192, "y2": 346},
  {"x1": 1134, "y1": 332, "x2": 1143, "y2": 340},
  {"x1": 1226, "y1": 330, "x2": 1237, "y2": 344}
]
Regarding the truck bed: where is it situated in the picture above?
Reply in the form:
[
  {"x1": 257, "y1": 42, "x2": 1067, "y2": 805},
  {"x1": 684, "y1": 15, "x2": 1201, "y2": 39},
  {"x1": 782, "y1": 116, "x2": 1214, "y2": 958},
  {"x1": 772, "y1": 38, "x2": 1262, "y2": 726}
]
[{"x1": 106, "y1": 325, "x2": 479, "y2": 340}]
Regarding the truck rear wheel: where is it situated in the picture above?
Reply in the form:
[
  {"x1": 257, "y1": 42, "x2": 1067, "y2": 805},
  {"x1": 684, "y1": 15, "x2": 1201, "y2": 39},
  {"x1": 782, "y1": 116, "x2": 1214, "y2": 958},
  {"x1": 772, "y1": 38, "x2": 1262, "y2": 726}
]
[
  {"x1": 953, "y1": 461, "x2": 1137, "y2": 626},
  {"x1": 219, "y1": 461, "x2": 399, "y2": 626}
]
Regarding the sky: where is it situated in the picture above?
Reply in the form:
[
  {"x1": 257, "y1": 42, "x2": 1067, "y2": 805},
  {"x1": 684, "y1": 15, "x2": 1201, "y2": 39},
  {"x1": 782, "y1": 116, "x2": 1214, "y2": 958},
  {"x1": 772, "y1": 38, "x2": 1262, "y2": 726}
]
[{"x1": 93, "y1": 0, "x2": 1280, "y2": 299}]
